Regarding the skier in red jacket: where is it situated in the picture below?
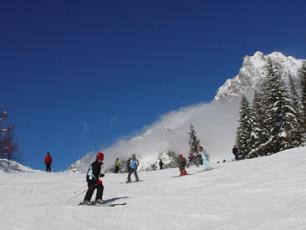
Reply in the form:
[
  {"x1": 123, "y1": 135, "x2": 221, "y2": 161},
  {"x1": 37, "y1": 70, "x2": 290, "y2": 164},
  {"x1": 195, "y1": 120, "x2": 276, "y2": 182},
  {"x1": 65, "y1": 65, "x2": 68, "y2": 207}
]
[{"x1": 44, "y1": 152, "x2": 53, "y2": 172}]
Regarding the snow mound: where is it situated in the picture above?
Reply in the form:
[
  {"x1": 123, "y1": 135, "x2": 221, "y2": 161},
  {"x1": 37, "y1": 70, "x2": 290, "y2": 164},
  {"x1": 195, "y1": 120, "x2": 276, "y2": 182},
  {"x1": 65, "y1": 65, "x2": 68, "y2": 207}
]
[{"x1": 0, "y1": 159, "x2": 36, "y2": 173}]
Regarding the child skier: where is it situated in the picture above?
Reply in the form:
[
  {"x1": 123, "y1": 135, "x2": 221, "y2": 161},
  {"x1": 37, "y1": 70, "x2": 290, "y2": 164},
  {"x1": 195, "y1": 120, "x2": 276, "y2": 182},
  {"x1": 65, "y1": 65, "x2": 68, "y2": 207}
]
[
  {"x1": 83, "y1": 152, "x2": 105, "y2": 205},
  {"x1": 178, "y1": 154, "x2": 187, "y2": 176},
  {"x1": 126, "y1": 154, "x2": 139, "y2": 183},
  {"x1": 199, "y1": 145, "x2": 211, "y2": 170}
]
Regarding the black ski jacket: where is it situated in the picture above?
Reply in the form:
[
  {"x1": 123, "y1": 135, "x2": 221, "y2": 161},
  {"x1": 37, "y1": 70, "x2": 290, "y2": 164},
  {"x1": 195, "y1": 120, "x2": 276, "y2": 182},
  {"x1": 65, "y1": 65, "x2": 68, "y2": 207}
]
[{"x1": 86, "y1": 160, "x2": 103, "y2": 182}]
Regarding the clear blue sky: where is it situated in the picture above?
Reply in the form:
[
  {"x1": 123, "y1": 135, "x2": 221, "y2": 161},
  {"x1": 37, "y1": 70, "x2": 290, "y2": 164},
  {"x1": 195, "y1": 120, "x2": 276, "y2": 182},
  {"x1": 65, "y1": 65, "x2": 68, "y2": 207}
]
[{"x1": 0, "y1": 0, "x2": 305, "y2": 170}]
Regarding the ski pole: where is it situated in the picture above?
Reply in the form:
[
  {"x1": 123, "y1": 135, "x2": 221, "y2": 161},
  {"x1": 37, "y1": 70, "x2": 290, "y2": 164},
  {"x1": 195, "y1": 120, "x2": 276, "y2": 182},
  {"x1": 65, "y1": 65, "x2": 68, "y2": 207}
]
[
  {"x1": 73, "y1": 186, "x2": 87, "y2": 194},
  {"x1": 66, "y1": 184, "x2": 97, "y2": 203}
]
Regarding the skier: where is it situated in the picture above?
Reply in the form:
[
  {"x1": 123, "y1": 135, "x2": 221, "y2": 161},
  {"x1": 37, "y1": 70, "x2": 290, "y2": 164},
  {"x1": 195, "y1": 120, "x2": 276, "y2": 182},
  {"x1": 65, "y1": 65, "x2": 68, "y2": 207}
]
[
  {"x1": 188, "y1": 151, "x2": 195, "y2": 167},
  {"x1": 199, "y1": 145, "x2": 211, "y2": 170},
  {"x1": 114, "y1": 158, "x2": 121, "y2": 173},
  {"x1": 126, "y1": 157, "x2": 132, "y2": 172},
  {"x1": 126, "y1": 154, "x2": 139, "y2": 183},
  {"x1": 178, "y1": 154, "x2": 187, "y2": 176},
  {"x1": 83, "y1": 152, "x2": 105, "y2": 205},
  {"x1": 232, "y1": 145, "x2": 240, "y2": 160},
  {"x1": 159, "y1": 159, "x2": 164, "y2": 170},
  {"x1": 44, "y1": 152, "x2": 52, "y2": 172}
]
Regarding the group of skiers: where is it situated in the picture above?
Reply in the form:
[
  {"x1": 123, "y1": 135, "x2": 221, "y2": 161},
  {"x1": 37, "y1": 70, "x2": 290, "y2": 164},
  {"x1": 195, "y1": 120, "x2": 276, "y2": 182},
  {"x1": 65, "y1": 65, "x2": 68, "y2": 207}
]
[
  {"x1": 43, "y1": 145, "x2": 239, "y2": 205},
  {"x1": 178, "y1": 144, "x2": 211, "y2": 176},
  {"x1": 81, "y1": 145, "x2": 214, "y2": 204},
  {"x1": 81, "y1": 152, "x2": 141, "y2": 204}
]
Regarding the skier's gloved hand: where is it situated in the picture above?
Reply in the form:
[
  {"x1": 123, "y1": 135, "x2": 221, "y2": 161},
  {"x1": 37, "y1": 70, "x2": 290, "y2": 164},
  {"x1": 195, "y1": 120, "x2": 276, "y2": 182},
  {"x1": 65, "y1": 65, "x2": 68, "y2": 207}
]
[
  {"x1": 100, "y1": 173, "x2": 105, "y2": 177},
  {"x1": 96, "y1": 179, "x2": 103, "y2": 185}
]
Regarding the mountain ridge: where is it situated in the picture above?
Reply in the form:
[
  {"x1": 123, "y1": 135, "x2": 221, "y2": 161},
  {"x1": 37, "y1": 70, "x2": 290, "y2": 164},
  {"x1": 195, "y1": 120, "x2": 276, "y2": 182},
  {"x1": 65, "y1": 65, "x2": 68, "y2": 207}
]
[{"x1": 70, "y1": 51, "x2": 305, "y2": 173}]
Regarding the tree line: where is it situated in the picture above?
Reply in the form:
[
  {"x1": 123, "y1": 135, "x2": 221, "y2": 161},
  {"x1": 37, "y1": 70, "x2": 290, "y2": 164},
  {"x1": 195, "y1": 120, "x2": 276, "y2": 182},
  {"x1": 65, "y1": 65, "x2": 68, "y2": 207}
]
[{"x1": 235, "y1": 59, "x2": 306, "y2": 159}]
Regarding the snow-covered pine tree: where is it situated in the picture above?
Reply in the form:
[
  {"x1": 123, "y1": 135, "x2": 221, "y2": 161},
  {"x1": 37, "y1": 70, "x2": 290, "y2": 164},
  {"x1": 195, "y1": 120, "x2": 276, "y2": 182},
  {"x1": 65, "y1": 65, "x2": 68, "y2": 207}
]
[
  {"x1": 262, "y1": 58, "x2": 296, "y2": 154},
  {"x1": 235, "y1": 95, "x2": 253, "y2": 159},
  {"x1": 288, "y1": 75, "x2": 304, "y2": 147},
  {"x1": 0, "y1": 110, "x2": 19, "y2": 162},
  {"x1": 299, "y1": 61, "x2": 306, "y2": 132},
  {"x1": 249, "y1": 90, "x2": 265, "y2": 157},
  {"x1": 188, "y1": 124, "x2": 200, "y2": 155}
]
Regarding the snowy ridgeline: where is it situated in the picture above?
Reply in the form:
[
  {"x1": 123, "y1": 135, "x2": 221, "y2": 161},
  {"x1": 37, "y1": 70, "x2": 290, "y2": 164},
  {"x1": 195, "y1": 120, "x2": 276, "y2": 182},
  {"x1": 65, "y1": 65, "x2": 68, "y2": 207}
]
[
  {"x1": 69, "y1": 51, "x2": 305, "y2": 174},
  {"x1": 0, "y1": 147, "x2": 306, "y2": 230},
  {"x1": 0, "y1": 158, "x2": 36, "y2": 173}
]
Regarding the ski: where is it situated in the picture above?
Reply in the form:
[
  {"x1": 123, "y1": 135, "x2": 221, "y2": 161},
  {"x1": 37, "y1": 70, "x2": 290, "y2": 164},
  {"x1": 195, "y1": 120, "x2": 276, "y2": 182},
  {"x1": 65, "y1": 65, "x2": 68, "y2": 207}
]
[
  {"x1": 121, "y1": 179, "x2": 144, "y2": 184},
  {"x1": 78, "y1": 201, "x2": 127, "y2": 207}
]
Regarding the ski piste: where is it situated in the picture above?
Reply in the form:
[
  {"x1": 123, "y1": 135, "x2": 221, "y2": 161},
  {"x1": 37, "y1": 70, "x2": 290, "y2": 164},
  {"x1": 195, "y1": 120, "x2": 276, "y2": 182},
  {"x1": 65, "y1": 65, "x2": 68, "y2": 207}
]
[{"x1": 78, "y1": 201, "x2": 127, "y2": 207}]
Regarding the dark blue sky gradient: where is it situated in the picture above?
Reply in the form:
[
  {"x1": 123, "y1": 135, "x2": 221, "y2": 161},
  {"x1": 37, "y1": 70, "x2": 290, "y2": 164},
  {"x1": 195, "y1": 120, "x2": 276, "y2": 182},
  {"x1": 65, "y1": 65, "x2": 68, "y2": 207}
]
[{"x1": 0, "y1": 0, "x2": 305, "y2": 170}]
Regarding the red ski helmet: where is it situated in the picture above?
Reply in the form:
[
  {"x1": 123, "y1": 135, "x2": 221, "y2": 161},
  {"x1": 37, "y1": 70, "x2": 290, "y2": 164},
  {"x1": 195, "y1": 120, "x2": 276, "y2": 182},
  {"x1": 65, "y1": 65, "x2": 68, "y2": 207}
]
[{"x1": 96, "y1": 152, "x2": 104, "y2": 161}]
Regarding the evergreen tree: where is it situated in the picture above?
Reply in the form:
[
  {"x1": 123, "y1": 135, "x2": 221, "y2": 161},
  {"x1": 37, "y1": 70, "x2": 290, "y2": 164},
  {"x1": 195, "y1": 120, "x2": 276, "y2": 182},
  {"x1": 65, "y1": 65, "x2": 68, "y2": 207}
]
[
  {"x1": 235, "y1": 95, "x2": 253, "y2": 159},
  {"x1": 262, "y1": 59, "x2": 295, "y2": 154},
  {"x1": 249, "y1": 90, "x2": 265, "y2": 157},
  {"x1": 288, "y1": 75, "x2": 304, "y2": 147},
  {"x1": 188, "y1": 124, "x2": 200, "y2": 155},
  {"x1": 0, "y1": 110, "x2": 19, "y2": 162},
  {"x1": 299, "y1": 61, "x2": 306, "y2": 131}
]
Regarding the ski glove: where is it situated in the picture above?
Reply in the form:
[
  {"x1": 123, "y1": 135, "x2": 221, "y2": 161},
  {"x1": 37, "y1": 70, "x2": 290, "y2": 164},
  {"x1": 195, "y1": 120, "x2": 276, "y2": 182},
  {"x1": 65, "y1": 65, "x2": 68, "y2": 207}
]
[{"x1": 100, "y1": 173, "x2": 105, "y2": 177}]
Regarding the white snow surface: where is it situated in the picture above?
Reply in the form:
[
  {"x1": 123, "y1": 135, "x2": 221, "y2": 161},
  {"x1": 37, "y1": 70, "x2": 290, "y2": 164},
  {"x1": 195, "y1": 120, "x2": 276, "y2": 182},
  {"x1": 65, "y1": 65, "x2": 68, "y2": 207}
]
[
  {"x1": 0, "y1": 159, "x2": 36, "y2": 173},
  {"x1": 1, "y1": 147, "x2": 306, "y2": 230}
]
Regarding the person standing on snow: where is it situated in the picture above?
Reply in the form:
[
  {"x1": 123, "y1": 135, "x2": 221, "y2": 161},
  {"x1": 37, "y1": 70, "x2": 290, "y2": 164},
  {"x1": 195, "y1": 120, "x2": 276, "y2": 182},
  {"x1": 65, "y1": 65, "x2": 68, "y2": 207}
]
[
  {"x1": 198, "y1": 145, "x2": 211, "y2": 170},
  {"x1": 126, "y1": 157, "x2": 132, "y2": 173},
  {"x1": 83, "y1": 152, "x2": 105, "y2": 205},
  {"x1": 114, "y1": 158, "x2": 121, "y2": 173},
  {"x1": 178, "y1": 154, "x2": 187, "y2": 176},
  {"x1": 44, "y1": 152, "x2": 53, "y2": 172},
  {"x1": 159, "y1": 159, "x2": 164, "y2": 170},
  {"x1": 126, "y1": 154, "x2": 139, "y2": 183},
  {"x1": 232, "y1": 145, "x2": 240, "y2": 161}
]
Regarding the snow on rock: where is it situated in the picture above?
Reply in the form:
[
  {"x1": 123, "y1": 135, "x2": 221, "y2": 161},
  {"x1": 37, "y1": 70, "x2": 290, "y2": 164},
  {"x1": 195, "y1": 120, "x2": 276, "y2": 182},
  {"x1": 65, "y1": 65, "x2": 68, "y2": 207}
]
[{"x1": 214, "y1": 51, "x2": 304, "y2": 101}]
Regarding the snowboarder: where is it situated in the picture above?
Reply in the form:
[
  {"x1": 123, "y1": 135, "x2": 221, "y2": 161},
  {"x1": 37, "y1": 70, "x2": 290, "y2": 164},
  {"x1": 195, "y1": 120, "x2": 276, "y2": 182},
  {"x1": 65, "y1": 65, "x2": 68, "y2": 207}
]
[
  {"x1": 114, "y1": 158, "x2": 121, "y2": 173},
  {"x1": 199, "y1": 145, "x2": 211, "y2": 170},
  {"x1": 126, "y1": 154, "x2": 139, "y2": 183},
  {"x1": 83, "y1": 152, "x2": 105, "y2": 205},
  {"x1": 44, "y1": 152, "x2": 52, "y2": 172},
  {"x1": 159, "y1": 159, "x2": 164, "y2": 170},
  {"x1": 178, "y1": 154, "x2": 187, "y2": 176},
  {"x1": 232, "y1": 145, "x2": 240, "y2": 160}
]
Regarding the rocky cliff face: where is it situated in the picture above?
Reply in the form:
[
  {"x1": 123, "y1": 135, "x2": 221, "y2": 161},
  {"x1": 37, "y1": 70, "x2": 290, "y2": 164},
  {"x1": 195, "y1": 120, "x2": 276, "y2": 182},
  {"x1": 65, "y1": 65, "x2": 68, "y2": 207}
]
[{"x1": 214, "y1": 51, "x2": 303, "y2": 101}]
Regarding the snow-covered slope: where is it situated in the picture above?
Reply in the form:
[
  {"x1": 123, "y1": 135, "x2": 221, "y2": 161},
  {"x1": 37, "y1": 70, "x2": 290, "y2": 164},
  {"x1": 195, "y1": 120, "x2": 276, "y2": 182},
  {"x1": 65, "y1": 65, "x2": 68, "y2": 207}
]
[
  {"x1": 1, "y1": 147, "x2": 306, "y2": 230},
  {"x1": 70, "y1": 51, "x2": 305, "y2": 172},
  {"x1": 70, "y1": 100, "x2": 240, "y2": 173},
  {"x1": 0, "y1": 159, "x2": 36, "y2": 173}
]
